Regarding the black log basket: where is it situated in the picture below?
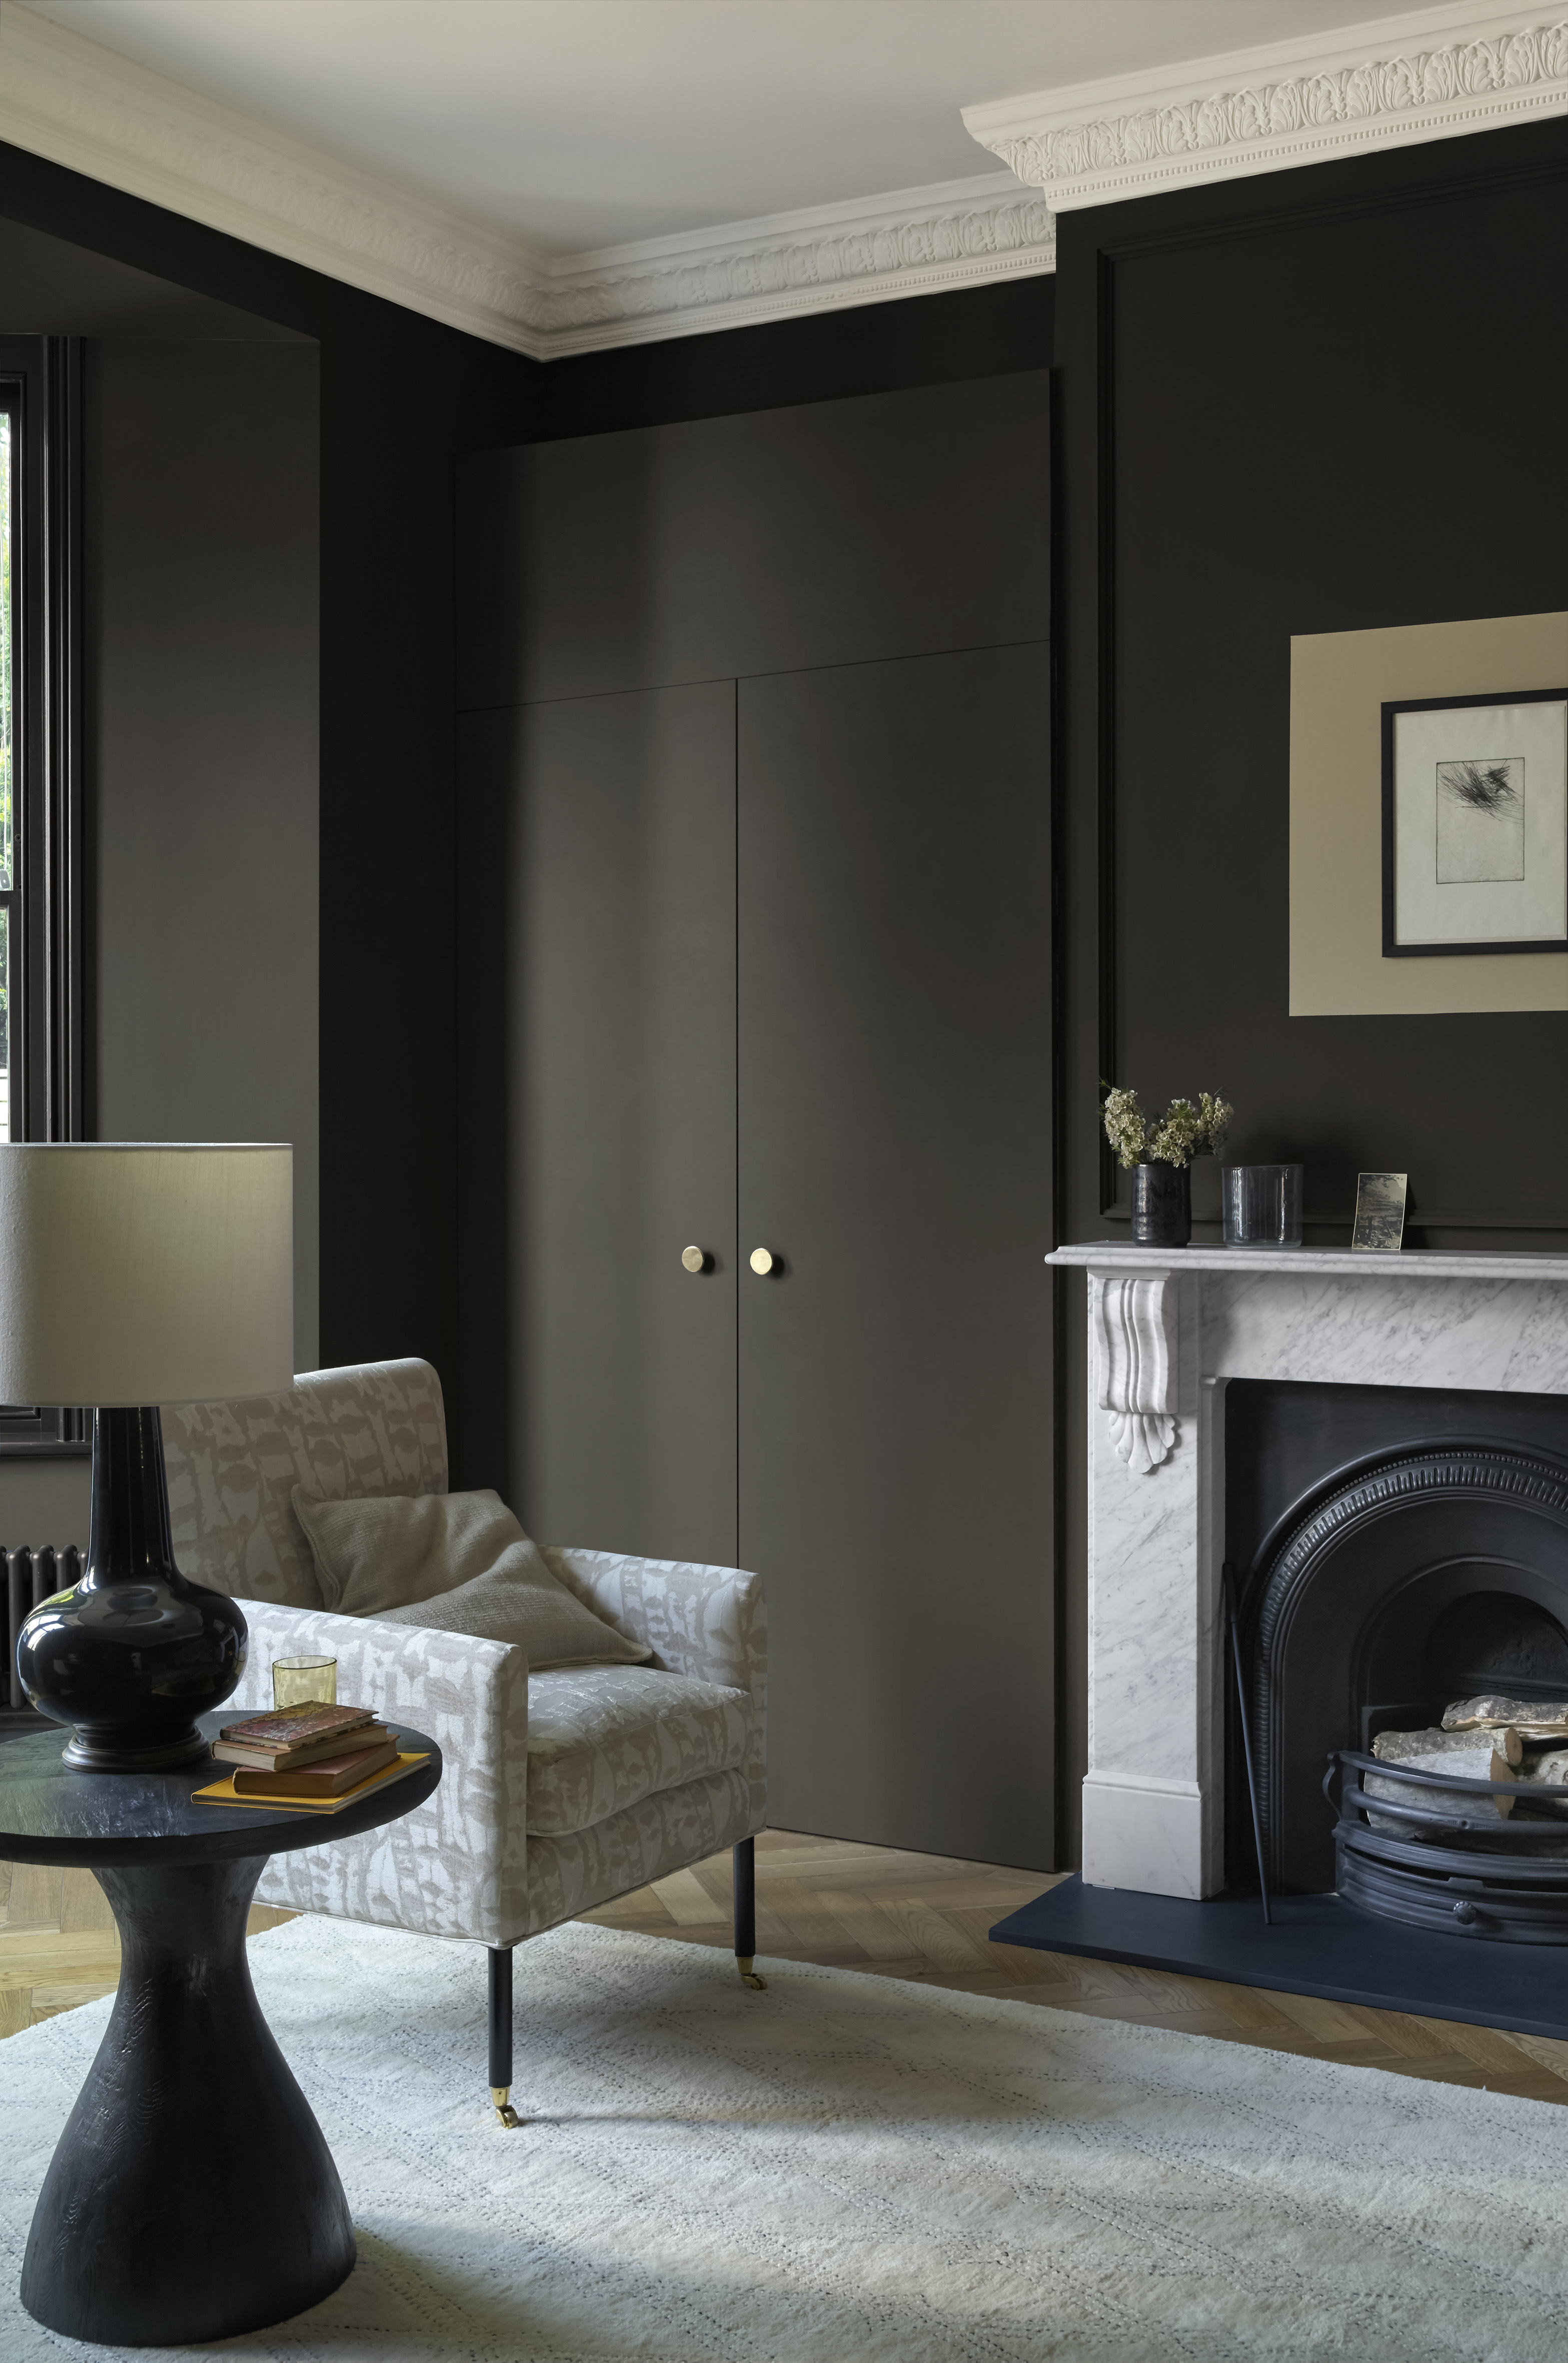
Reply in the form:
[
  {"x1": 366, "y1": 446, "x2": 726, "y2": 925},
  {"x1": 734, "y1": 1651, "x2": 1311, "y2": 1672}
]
[{"x1": 1327, "y1": 1749, "x2": 1568, "y2": 1944}]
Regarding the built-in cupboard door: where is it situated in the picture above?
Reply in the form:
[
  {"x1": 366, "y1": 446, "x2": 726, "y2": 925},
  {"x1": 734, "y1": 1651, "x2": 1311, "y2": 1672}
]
[
  {"x1": 457, "y1": 682, "x2": 739, "y2": 1565},
  {"x1": 737, "y1": 645, "x2": 1053, "y2": 1866}
]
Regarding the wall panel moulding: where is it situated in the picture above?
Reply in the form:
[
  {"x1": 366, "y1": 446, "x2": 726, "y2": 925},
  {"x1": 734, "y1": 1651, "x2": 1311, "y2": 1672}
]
[
  {"x1": 0, "y1": 4, "x2": 1053, "y2": 358},
  {"x1": 963, "y1": 6, "x2": 1568, "y2": 211}
]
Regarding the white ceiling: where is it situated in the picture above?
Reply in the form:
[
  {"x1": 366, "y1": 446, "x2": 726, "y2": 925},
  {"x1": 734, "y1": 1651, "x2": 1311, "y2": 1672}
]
[{"x1": 24, "y1": 0, "x2": 1418, "y2": 259}]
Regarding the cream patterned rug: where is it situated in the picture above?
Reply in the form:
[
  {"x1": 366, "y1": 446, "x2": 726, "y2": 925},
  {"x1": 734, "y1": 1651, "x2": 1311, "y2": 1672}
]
[{"x1": 2, "y1": 1912, "x2": 1564, "y2": 2362}]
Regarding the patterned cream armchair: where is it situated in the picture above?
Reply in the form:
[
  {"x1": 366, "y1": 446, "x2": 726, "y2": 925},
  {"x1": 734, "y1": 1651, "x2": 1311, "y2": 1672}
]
[{"x1": 161, "y1": 1358, "x2": 767, "y2": 2124}]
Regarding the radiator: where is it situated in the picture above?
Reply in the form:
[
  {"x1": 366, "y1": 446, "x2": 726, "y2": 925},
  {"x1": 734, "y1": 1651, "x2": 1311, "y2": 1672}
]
[{"x1": 5, "y1": 1545, "x2": 85, "y2": 1710}]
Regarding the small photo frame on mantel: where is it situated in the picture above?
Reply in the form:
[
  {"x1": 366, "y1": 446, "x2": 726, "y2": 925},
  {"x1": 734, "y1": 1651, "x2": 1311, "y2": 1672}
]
[
  {"x1": 1352, "y1": 1172, "x2": 1407, "y2": 1253},
  {"x1": 1382, "y1": 687, "x2": 1568, "y2": 956}
]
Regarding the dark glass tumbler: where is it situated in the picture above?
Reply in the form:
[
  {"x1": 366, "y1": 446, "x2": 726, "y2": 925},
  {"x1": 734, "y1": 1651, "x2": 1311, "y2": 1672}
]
[{"x1": 1221, "y1": 1163, "x2": 1303, "y2": 1248}]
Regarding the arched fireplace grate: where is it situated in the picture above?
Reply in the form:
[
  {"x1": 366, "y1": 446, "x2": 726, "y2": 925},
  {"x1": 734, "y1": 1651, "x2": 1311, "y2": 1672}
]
[
  {"x1": 1240, "y1": 1442, "x2": 1568, "y2": 1922},
  {"x1": 1326, "y1": 1748, "x2": 1568, "y2": 1941}
]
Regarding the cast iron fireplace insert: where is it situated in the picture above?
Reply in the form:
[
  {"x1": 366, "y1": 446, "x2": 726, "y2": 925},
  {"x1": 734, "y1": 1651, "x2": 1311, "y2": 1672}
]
[
  {"x1": 1227, "y1": 1381, "x2": 1568, "y2": 1924},
  {"x1": 1250, "y1": 1442, "x2": 1568, "y2": 1939}
]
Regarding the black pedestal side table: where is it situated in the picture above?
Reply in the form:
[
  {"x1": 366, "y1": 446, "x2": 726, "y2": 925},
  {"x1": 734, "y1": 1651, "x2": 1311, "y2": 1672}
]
[{"x1": 0, "y1": 1709, "x2": 442, "y2": 2347}]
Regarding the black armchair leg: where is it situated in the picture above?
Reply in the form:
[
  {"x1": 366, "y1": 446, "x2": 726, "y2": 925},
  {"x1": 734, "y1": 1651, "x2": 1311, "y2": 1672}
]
[
  {"x1": 733, "y1": 1836, "x2": 766, "y2": 1990},
  {"x1": 488, "y1": 1944, "x2": 522, "y2": 2126}
]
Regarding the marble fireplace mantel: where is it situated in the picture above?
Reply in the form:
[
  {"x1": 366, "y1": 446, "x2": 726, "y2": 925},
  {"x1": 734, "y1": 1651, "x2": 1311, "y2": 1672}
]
[{"x1": 1048, "y1": 1243, "x2": 1568, "y2": 1902}]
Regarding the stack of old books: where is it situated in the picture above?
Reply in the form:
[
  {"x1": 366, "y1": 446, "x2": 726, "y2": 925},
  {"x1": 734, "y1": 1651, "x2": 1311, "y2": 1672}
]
[{"x1": 198, "y1": 1702, "x2": 419, "y2": 1813}]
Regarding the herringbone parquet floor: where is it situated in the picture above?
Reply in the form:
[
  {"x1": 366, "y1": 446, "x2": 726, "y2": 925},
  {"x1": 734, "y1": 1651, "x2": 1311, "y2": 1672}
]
[
  {"x1": 586, "y1": 1829, "x2": 1568, "y2": 2105},
  {"x1": 5, "y1": 1829, "x2": 1566, "y2": 2105},
  {"x1": 0, "y1": 1856, "x2": 291, "y2": 2037}
]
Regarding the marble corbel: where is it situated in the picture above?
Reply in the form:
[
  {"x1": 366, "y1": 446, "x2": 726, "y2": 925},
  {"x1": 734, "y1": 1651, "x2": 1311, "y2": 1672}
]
[{"x1": 1093, "y1": 1271, "x2": 1178, "y2": 1474}]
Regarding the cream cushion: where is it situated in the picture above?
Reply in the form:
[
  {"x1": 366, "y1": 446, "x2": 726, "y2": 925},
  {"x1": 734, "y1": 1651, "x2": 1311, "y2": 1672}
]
[
  {"x1": 291, "y1": 1487, "x2": 651, "y2": 1670},
  {"x1": 525, "y1": 1665, "x2": 752, "y2": 1836},
  {"x1": 163, "y1": 1358, "x2": 448, "y2": 1610}
]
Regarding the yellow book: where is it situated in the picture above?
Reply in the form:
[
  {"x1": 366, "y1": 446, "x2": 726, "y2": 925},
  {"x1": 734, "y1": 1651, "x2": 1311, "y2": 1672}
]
[{"x1": 194, "y1": 1752, "x2": 431, "y2": 1814}]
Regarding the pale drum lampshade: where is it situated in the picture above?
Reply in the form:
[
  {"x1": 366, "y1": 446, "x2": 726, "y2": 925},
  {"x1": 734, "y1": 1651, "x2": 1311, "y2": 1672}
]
[
  {"x1": 6, "y1": 1144, "x2": 295, "y2": 1771},
  {"x1": 0, "y1": 1143, "x2": 293, "y2": 1407}
]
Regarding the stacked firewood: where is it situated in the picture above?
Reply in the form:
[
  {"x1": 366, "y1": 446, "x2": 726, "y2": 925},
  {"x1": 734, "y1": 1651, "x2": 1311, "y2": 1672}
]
[{"x1": 1368, "y1": 1696, "x2": 1568, "y2": 1823}]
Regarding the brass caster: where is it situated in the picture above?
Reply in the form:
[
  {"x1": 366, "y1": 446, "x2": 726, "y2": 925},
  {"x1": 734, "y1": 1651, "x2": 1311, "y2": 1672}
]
[
  {"x1": 491, "y1": 2085, "x2": 523, "y2": 2129},
  {"x1": 736, "y1": 1955, "x2": 767, "y2": 1991}
]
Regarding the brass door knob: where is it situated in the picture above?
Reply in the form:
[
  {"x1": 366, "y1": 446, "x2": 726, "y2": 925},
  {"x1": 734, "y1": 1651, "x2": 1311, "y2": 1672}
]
[
  {"x1": 681, "y1": 1245, "x2": 711, "y2": 1274},
  {"x1": 749, "y1": 1248, "x2": 779, "y2": 1277}
]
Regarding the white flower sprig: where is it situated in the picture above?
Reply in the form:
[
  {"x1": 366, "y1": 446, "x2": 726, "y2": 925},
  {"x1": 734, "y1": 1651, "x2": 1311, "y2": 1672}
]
[{"x1": 1101, "y1": 1084, "x2": 1232, "y2": 1172}]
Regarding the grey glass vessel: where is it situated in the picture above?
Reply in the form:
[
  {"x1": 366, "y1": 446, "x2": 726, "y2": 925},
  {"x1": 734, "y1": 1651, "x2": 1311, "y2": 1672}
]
[{"x1": 1221, "y1": 1163, "x2": 1303, "y2": 1248}]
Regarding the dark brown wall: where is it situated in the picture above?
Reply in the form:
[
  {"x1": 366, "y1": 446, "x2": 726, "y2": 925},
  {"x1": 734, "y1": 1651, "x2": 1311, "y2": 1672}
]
[
  {"x1": 459, "y1": 373, "x2": 1055, "y2": 708},
  {"x1": 1054, "y1": 117, "x2": 1568, "y2": 1863},
  {"x1": 0, "y1": 140, "x2": 537, "y2": 1431},
  {"x1": 88, "y1": 340, "x2": 320, "y2": 1362},
  {"x1": 522, "y1": 277, "x2": 1053, "y2": 441}
]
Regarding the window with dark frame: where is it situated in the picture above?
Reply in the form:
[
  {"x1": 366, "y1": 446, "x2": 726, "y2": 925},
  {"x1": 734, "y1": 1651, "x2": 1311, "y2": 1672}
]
[
  {"x1": 2, "y1": 372, "x2": 16, "y2": 1136},
  {"x1": 0, "y1": 337, "x2": 87, "y2": 1458}
]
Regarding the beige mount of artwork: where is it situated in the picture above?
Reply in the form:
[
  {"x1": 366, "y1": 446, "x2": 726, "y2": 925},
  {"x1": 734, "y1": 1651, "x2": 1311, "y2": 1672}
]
[{"x1": 1290, "y1": 610, "x2": 1568, "y2": 1014}]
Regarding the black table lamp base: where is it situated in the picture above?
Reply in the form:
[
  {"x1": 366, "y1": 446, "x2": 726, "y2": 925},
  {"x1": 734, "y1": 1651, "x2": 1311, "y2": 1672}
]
[
  {"x1": 14, "y1": 1406, "x2": 248, "y2": 1771},
  {"x1": 61, "y1": 1724, "x2": 216, "y2": 1774}
]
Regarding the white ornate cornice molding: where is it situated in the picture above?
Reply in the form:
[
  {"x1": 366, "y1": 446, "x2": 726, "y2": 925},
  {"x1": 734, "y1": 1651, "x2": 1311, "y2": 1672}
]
[
  {"x1": 522, "y1": 181, "x2": 1055, "y2": 357},
  {"x1": 963, "y1": 4, "x2": 1568, "y2": 212},
  {"x1": 0, "y1": 4, "x2": 1052, "y2": 357},
  {"x1": 0, "y1": 2, "x2": 551, "y2": 344},
  {"x1": 1092, "y1": 1274, "x2": 1179, "y2": 1476}
]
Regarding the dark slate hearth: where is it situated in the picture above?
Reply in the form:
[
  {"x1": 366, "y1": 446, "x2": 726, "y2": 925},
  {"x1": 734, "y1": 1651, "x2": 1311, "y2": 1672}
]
[{"x1": 991, "y1": 1877, "x2": 1568, "y2": 2042}]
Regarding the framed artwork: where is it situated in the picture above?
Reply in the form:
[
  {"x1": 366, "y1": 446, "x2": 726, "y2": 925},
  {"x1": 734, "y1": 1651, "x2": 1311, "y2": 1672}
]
[{"x1": 1382, "y1": 687, "x2": 1568, "y2": 956}]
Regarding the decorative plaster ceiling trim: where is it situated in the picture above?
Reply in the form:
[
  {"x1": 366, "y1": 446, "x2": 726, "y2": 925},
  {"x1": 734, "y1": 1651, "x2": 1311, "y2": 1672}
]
[
  {"x1": 526, "y1": 179, "x2": 1055, "y2": 358},
  {"x1": 0, "y1": 3, "x2": 551, "y2": 345},
  {"x1": 0, "y1": 4, "x2": 1052, "y2": 357},
  {"x1": 962, "y1": 4, "x2": 1568, "y2": 211}
]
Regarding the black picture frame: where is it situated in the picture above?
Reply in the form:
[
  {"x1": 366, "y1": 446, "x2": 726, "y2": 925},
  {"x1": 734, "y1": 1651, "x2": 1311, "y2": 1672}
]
[{"x1": 1381, "y1": 685, "x2": 1568, "y2": 957}]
